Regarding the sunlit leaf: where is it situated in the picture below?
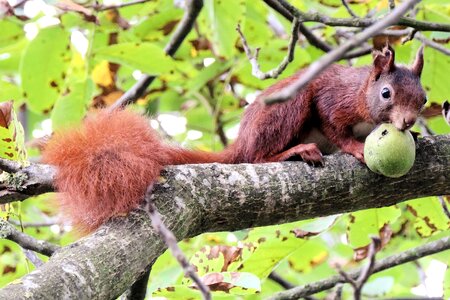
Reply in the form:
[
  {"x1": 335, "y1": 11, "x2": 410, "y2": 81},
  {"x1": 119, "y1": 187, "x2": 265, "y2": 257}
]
[
  {"x1": 94, "y1": 42, "x2": 176, "y2": 75},
  {"x1": 204, "y1": 0, "x2": 245, "y2": 58},
  {"x1": 347, "y1": 206, "x2": 401, "y2": 248},
  {"x1": 20, "y1": 26, "x2": 71, "y2": 114},
  {"x1": 0, "y1": 102, "x2": 27, "y2": 163}
]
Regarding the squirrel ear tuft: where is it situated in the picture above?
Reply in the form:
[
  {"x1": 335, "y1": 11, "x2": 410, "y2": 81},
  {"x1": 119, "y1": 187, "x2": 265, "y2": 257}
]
[
  {"x1": 411, "y1": 45, "x2": 424, "y2": 77},
  {"x1": 372, "y1": 44, "x2": 396, "y2": 79}
]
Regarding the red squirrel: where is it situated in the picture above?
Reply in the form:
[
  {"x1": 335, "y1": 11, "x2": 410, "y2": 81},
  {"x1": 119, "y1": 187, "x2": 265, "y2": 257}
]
[{"x1": 42, "y1": 45, "x2": 426, "y2": 232}]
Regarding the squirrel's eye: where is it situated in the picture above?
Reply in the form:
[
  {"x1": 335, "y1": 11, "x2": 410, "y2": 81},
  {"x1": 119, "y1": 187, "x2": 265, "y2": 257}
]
[
  {"x1": 423, "y1": 97, "x2": 427, "y2": 105},
  {"x1": 381, "y1": 87, "x2": 391, "y2": 99}
]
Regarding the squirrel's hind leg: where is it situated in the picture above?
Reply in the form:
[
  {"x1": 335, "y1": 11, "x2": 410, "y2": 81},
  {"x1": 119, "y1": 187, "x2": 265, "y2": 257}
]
[{"x1": 263, "y1": 143, "x2": 324, "y2": 165}]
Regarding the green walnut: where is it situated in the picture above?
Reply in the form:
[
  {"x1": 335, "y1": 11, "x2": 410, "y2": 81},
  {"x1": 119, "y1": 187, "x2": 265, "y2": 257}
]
[{"x1": 364, "y1": 123, "x2": 416, "y2": 178}]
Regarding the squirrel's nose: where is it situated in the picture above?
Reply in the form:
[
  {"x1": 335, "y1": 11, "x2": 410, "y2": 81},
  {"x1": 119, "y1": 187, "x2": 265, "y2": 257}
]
[{"x1": 402, "y1": 116, "x2": 417, "y2": 130}]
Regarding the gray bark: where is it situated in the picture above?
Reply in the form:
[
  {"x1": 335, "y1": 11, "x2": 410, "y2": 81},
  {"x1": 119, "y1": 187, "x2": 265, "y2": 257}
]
[{"x1": 0, "y1": 135, "x2": 449, "y2": 299}]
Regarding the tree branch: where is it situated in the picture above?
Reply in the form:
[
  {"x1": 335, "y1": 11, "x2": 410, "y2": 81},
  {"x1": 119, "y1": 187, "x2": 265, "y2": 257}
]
[
  {"x1": 0, "y1": 135, "x2": 449, "y2": 298},
  {"x1": 416, "y1": 33, "x2": 450, "y2": 56},
  {"x1": 263, "y1": 0, "x2": 371, "y2": 59},
  {"x1": 92, "y1": 0, "x2": 155, "y2": 11},
  {"x1": 144, "y1": 189, "x2": 211, "y2": 300},
  {"x1": 107, "y1": 0, "x2": 203, "y2": 111},
  {"x1": 268, "y1": 236, "x2": 450, "y2": 300},
  {"x1": 338, "y1": 237, "x2": 381, "y2": 300},
  {"x1": 341, "y1": 0, "x2": 358, "y2": 18},
  {"x1": 276, "y1": 0, "x2": 450, "y2": 32},
  {"x1": 0, "y1": 162, "x2": 54, "y2": 204},
  {"x1": 263, "y1": 0, "x2": 420, "y2": 104},
  {"x1": 0, "y1": 219, "x2": 60, "y2": 256},
  {"x1": 236, "y1": 17, "x2": 300, "y2": 79}
]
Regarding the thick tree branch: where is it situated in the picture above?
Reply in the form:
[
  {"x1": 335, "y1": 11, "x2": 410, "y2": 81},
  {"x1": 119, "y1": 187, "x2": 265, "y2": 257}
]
[
  {"x1": 0, "y1": 162, "x2": 54, "y2": 203},
  {"x1": 263, "y1": 0, "x2": 420, "y2": 104},
  {"x1": 1, "y1": 135, "x2": 450, "y2": 216},
  {"x1": 108, "y1": 0, "x2": 203, "y2": 111},
  {"x1": 0, "y1": 135, "x2": 449, "y2": 298}
]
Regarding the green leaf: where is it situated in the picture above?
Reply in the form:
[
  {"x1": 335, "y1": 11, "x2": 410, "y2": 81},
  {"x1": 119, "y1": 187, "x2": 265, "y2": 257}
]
[
  {"x1": 347, "y1": 206, "x2": 401, "y2": 248},
  {"x1": 421, "y1": 46, "x2": 450, "y2": 103},
  {"x1": 94, "y1": 42, "x2": 176, "y2": 75},
  {"x1": 0, "y1": 103, "x2": 27, "y2": 163},
  {"x1": 0, "y1": 20, "x2": 23, "y2": 47},
  {"x1": 0, "y1": 81, "x2": 21, "y2": 103},
  {"x1": 132, "y1": 9, "x2": 184, "y2": 40},
  {"x1": 407, "y1": 197, "x2": 450, "y2": 237},
  {"x1": 51, "y1": 80, "x2": 92, "y2": 130},
  {"x1": 0, "y1": 39, "x2": 28, "y2": 73},
  {"x1": 186, "y1": 60, "x2": 233, "y2": 94},
  {"x1": 20, "y1": 26, "x2": 71, "y2": 114},
  {"x1": 236, "y1": 217, "x2": 337, "y2": 279},
  {"x1": 445, "y1": 265, "x2": 450, "y2": 299},
  {"x1": 204, "y1": 0, "x2": 245, "y2": 58},
  {"x1": 288, "y1": 239, "x2": 328, "y2": 273}
]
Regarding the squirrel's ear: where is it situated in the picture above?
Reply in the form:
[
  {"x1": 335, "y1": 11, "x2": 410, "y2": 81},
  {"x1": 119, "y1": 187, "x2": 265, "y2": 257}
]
[
  {"x1": 372, "y1": 44, "x2": 396, "y2": 79},
  {"x1": 411, "y1": 45, "x2": 424, "y2": 77}
]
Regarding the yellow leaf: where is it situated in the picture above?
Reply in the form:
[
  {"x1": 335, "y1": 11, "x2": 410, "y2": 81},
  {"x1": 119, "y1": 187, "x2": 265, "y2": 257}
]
[{"x1": 91, "y1": 60, "x2": 113, "y2": 88}]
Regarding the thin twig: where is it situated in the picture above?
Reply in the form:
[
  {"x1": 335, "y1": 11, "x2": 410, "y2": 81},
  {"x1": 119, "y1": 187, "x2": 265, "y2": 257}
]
[
  {"x1": 416, "y1": 33, "x2": 450, "y2": 56},
  {"x1": 9, "y1": 218, "x2": 57, "y2": 228},
  {"x1": 269, "y1": 272, "x2": 295, "y2": 289},
  {"x1": 22, "y1": 248, "x2": 44, "y2": 268},
  {"x1": 275, "y1": 0, "x2": 450, "y2": 32},
  {"x1": 267, "y1": 236, "x2": 450, "y2": 300},
  {"x1": 237, "y1": 17, "x2": 300, "y2": 80},
  {"x1": 263, "y1": 0, "x2": 370, "y2": 59},
  {"x1": 417, "y1": 117, "x2": 434, "y2": 136},
  {"x1": 144, "y1": 188, "x2": 211, "y2": 300},
  {"x1": 341, "y1": 0, "x2": 358, "y2": 18},
  {"x1": 12, "y1": 0, "x2": 28, "y2": 8},
  {"x1": 0, "y1": 219, "x2": 60, "y2": 256},
  {"x1": 402, "y1": 28, "x2": 418, "y2": 44},
  {"x1": 438, "y1": 196, "x2": 450, "y2": 219},
  {"x1": 108, "y1": 0, "x2": 203, "y2": 111},
  {"x1": 93, "y1": 0, "x2": 154, "y2": 11},
  {"x1": 263, "y1": 0, "x2": 420, "y2": 104}
]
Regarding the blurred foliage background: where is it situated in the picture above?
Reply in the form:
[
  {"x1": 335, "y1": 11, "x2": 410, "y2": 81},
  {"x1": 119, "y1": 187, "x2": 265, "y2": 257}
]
[{"x1": 0, "y1": 0, "x2": 449, "y2": 298}]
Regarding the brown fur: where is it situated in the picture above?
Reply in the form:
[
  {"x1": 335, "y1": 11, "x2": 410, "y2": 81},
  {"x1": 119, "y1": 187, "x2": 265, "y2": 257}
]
[{"x1": 43, "y1": 46, "x2": 426, "y2": 232}]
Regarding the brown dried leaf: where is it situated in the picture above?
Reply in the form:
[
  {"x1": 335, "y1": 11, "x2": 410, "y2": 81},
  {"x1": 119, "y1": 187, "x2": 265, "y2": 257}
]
[{"x1": 0, "y1": 101, "x2": 13, "y2": 128}]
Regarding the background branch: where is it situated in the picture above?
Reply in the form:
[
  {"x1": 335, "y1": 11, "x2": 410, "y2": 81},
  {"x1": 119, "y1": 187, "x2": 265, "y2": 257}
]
[
  {"x1": 268, "y1": 236, "x2": 450, "y2": 300},
  {"x1": 0, "y1": 219, "x2": 60, "y2": 256},
  {"x1": 263, "y1": 0, "x2": 371, "y2": 59},
  {"x1": 237, "y1": 18, "x2": 300, "y2": 79},
  {"x1": 263, "y1": 0, "x2": 420, "y2": 104},
  {"x1": 107, "y1": 0, "x2": 203, "y2": 111},
  {"x1": 144, "y1": 189, "x2": 211, "y2": 300}
]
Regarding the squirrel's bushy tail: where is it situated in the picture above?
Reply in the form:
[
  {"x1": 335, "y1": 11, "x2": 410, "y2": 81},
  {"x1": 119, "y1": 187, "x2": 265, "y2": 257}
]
[{"x1": 42, "y1": 110, "x2": 170, "y2": 233}]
